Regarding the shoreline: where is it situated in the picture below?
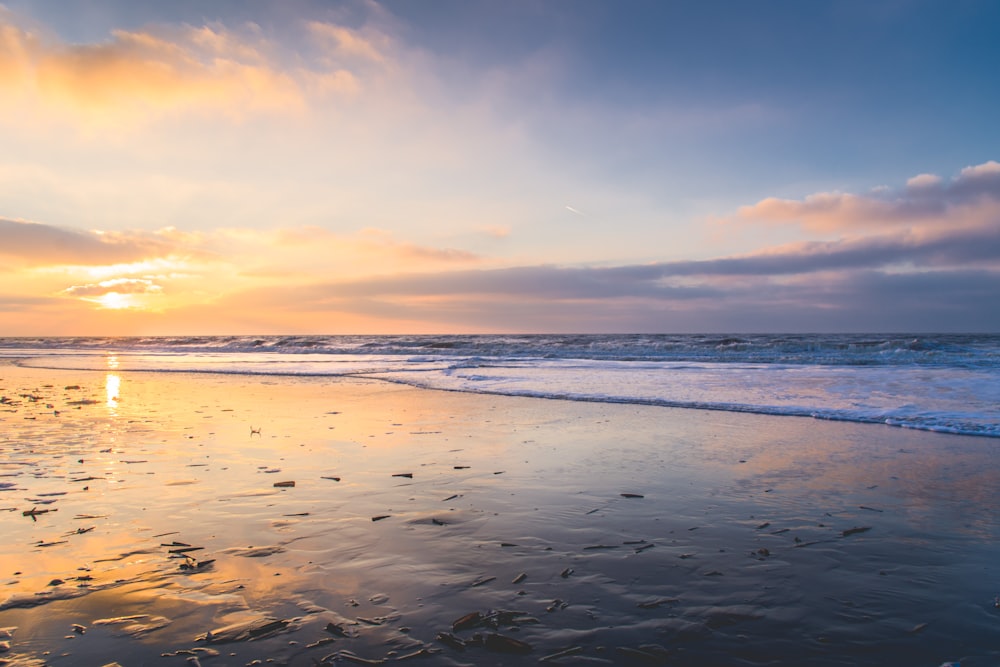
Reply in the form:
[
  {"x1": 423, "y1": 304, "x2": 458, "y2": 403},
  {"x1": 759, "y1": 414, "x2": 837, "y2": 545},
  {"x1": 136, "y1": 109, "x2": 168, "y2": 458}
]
[
  {"x1": 12, "y1": 355, "x2": 997, "y2": 441},
  {"x1": 1, "y1": 364, "x2": 998, "y2": 666}
]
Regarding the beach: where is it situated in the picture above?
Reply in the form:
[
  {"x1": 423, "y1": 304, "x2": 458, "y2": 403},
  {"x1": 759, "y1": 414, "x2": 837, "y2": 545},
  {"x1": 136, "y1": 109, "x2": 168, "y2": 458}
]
[{"x1": 1, "y1": 361, "x2": 998, "y2": 666}]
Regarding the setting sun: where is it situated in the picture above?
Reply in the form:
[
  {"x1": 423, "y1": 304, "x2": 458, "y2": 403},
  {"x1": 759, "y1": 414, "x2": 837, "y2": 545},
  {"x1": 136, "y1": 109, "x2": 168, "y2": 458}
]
[{"x1": 94, "y1": 292, "x2": 134, "y2": 310}]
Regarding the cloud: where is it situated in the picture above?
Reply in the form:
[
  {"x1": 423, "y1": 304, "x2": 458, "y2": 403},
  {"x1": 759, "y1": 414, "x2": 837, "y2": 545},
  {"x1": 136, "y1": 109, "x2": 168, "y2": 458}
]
[
  {"x1": 260, "y1": 220, "x2": 1000, "y2": 305},
  {"x1": 0, "y1": 293, "x2": 54, "y2": 311},
  {"x1": 0, "y1": 17, "x2": 383, "y2": 124},
  {"x1": 204, "y1": 194, "x2": 1000, "y2": 331},
  {"x1": 8, "y1": 216, "x2": 998, "y2": 332},
  {"x1": 906, "y1": 173, "x2": 941, "y2": 189},
  {"x1": 212, "y1": 262, "x2": 1000, "y2": 333},
  {"x1": 737, "y1": 160, "x2": 1000, "y2": 232},
  {"x1": 0, "y1": 217, "x2": 186, "y2": 265},
  {"x1": 662, "y1": 225, "x2": 1000, "y2": 277},
  {"x1": 1, "y1": 216, "x2": 483, "y2": 279},
  {"x1": 61, "y1": 277, "x2": 162, "y2": 297},
  {"x1": 307, "y1": 21, "x2": 389, "y2": 65}
]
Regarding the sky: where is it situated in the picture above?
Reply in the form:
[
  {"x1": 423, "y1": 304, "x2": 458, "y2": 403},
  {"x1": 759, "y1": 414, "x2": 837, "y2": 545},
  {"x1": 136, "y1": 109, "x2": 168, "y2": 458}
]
[{"x1": 1, "y1": 0, "x2": 998, "y2": 335}]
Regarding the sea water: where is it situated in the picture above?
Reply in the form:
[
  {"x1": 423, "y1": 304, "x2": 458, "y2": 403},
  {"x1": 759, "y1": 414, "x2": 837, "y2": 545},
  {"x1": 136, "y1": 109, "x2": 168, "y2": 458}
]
[{"x1": 1, "y1": 333, "x2": 998, "y2": 438}]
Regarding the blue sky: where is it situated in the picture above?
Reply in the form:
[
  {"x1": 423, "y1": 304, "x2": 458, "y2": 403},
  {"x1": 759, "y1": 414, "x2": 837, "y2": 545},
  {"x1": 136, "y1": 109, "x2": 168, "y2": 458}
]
[{"x1": 0, "y1": 0, "x2": 998, "y2": 333}]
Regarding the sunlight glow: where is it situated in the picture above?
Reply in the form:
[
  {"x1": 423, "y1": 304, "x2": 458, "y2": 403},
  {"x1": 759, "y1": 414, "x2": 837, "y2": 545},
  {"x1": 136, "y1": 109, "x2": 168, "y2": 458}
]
[{"x1": 95, "y1": 292, "x2": 134, "y2": 310}]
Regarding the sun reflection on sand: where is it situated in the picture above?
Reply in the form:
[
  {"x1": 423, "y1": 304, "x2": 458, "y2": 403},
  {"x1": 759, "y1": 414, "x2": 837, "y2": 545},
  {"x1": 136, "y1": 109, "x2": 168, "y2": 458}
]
[
  {"x1": 105, "y1": 354, "x2": 121, "y2": 414},
  {"x1": 105, "y1": 374, "x2": 120, "y2": 413}
]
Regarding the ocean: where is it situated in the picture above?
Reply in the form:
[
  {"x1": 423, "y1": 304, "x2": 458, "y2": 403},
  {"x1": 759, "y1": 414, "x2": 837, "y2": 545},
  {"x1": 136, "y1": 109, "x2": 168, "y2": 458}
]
[{"x1": 1, "y1": 333, "x2": 998, "y2": 438}]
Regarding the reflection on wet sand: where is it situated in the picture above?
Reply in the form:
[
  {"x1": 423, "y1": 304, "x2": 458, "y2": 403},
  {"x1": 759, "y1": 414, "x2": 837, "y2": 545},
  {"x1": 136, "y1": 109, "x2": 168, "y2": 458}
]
[
  {"x1": 105, "y1": 373, "x2": 120, "y2": 413},
  {"x1": 0, "y1": 363, "x2": 998, "y2": 666}
]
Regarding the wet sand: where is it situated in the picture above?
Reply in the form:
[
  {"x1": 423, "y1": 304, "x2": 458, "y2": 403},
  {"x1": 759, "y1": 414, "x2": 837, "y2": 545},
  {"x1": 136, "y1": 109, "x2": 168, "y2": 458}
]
[{"x1": 1, "y1": 361, "x2": 998, "y2": 666}]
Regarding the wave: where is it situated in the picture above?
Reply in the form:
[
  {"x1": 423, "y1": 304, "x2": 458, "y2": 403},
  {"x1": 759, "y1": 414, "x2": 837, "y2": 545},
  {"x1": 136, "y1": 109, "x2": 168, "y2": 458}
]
[
  {"x1": 1, "y1": 333, "x2": 998, "y2": 367},
  {"x1": 5, "y1": 337, "x2": 998, "y2": 439}
]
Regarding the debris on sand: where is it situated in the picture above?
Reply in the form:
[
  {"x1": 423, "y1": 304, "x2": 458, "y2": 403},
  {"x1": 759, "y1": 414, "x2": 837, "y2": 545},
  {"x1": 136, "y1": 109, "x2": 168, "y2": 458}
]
[
  {"x1": 306, "y1": 637, "x2": 337, "y2": 649},
  {"x1": 470, "y1": 576, "x2": 496, "y2": 588},
  {"x1": 452, "y1": 612, "x2": 482, "y2": 632},
  {"x1": 168, "y1": 546, "x2": 204, "y2": 554},
  {"x1": 483, "y1": 633, "x2": 532, "y2": 654},
  {"x1": 395, "y1": 647, "x2": 440, "y2": 660},
  {"x1": 325, "y1": 621, "x2": 359, "y2": 638},
  {"x1": 335, "y1": 651, "x2": 386, "y2": 665},
  {"x1": 436, "y1": 631, "x2": 466, "y2": 650},
  {"x1": 198, "y1": 617, "x2": 290, "y2": 643},
  {"x1": 223, "y1": 545, "x2": 286, "y2": 558},
  {"x1": 178, "y1": 555, "x2": 215, "y2": 571}
]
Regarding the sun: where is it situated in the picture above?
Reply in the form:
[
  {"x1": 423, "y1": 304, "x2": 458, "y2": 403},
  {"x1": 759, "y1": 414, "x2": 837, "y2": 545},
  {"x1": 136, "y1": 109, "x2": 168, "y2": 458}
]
[{"x1": 95, "y1": 292, "x2": 134, "y2": 310}]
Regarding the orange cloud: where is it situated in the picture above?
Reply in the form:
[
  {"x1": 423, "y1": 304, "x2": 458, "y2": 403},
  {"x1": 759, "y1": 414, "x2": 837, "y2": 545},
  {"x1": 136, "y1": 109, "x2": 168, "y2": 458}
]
[
  {"x1": 0, "y1": 18, "x2": 382, "y2": 125},
  {"x1": 37, "y1": 27, "x2": 301, "y2": 116},
  {"x1": 736, "y1": 160, "x2": 1000, "y2": 233}
]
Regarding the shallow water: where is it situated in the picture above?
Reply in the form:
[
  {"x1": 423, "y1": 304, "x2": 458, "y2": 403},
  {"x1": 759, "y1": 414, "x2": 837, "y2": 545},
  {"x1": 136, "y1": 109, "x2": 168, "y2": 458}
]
[{"x1": 0, "y1": 364, "x2": 998, "y2": 666}]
